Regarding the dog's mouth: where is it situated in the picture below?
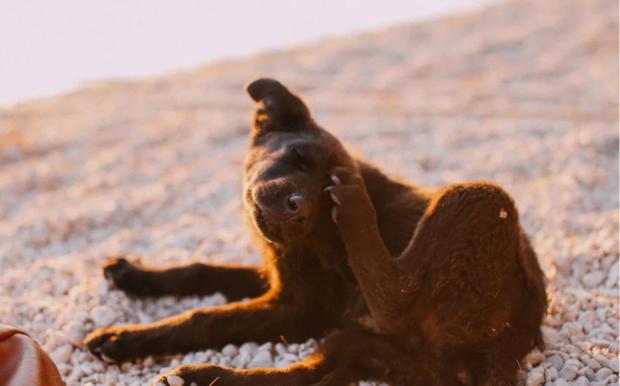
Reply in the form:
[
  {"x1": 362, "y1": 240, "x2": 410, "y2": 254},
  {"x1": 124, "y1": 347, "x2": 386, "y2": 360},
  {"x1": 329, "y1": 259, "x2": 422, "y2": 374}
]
[
  {"x1": 258, "y1": 206, "x2": 306, "y2": 225},
  {"x1": 253, "y1": 206, "x2": 307, "y2": 243}
]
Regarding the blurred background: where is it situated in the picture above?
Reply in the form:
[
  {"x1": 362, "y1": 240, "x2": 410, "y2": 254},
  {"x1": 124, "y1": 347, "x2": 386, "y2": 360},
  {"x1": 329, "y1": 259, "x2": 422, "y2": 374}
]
[
  {"x1": 0, "y1": 1, "x2": 618, "y2": 385},
  {"x1": 0, "y1": 0, "x2": 494, "y2": 106}
]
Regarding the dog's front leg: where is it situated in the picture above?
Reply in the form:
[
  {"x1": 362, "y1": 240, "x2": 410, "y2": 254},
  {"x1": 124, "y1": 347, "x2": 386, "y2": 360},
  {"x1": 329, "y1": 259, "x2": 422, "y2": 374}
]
[
  {"x1": 152, "y1": 355, "x2": 327, "y2": 386},
  {"x1": 152, "y1": 328, "x2": 425, "y2": 386},
  {"x1": 84, "y1": 295, "x2": 314, "y2": 363},
  {"x1": 325, "y1": 167, "x2": 409, "y2": 334}
]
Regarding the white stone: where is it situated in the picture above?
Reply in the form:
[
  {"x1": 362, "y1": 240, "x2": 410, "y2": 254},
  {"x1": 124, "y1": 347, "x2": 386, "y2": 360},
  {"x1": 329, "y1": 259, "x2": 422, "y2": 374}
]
[
  {"x1": 65, "y1": 322, "x2": 84, "y2": 346},
  {"x1": 545, "y1": 367, "x2": 558, "y2": 382},
  {"x1": 588, "y1": 359, "x2": 601, "y2": 370},
  {"x1": 275, "y1": 343, "x2": 287, "y2": 355},
  {"x1": 582, "y1": 270, "x2": 605, "y2": 288},
  {"x1": 81, "y1": 362, "x2": 93, "y2": 375},
  {"x1": 221, "y1": 344, "x2": 238, "y2": 358},
  {"x1": 595, "y1": 367, "x2": 613, "y2": 382},
  {"x1": 166, "y1": 375, "x2": 185, "y2": 386},
  {"x1": 527, "y1": 365, "x2": 544, "y2": 386},
  {"x1": 275, "y1": 358, "x2": 296, "y2": 369},
  {"x1": 578, "y1": 365, "x2": 594, "y2": 380},
  {"x1": 526, "y1": 350, "x2": 545, "y2": 366},
  {"x1": 542, "y1": 327, "x2": 564, "y2": 343},
  {"x1": 90, "y1": 305, "x2": 116, "y2": 327},
  {"x1": 574, "y1": 376, "x2": 589, "y2": 386},
  {"x1": 561, "y1": 322, "x2": 583, "y2": 335},
  {"x1": 233, "y1": 352, "x2": 251, "y2": 368},
  {"x1": 275, "y1": 342, "x2": 299, "y2": 361},
  {"x1": 299, "y1": 348, "x2": 314, "y2": 359},
  {"x1": 248, "y1": 350, "x2": 273, "y2": 368},
  {"x1": 287, "y1": 343, "x2": 299, "y2": 354},
  {"x1": 50, "y1": 344, "x2": 73, "y2": 364},
  {"x1": 577, "y1": 311, "x2": 596, "y2": 327},
  {"x1": 239, "y1": 342, "x2": 259, "y2": 355},
  {"x1": 559, "y1": 359, "x2": 581, "y2": 381},
  {"x1": 547, "y1": 354, "x2": 564, "y2": 370},
  {"x1": 137, "y1": 311, "x2": 152, "y2": 324},
  {"x1": 605, "y1": 261, "x2": 618, "y2": 287}
]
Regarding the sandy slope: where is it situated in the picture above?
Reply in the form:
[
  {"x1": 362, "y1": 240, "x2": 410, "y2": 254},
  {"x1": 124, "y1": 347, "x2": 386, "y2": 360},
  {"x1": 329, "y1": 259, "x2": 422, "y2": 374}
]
[{"x1": 0, "y1": 0, "x2": 618, "y2": 384}]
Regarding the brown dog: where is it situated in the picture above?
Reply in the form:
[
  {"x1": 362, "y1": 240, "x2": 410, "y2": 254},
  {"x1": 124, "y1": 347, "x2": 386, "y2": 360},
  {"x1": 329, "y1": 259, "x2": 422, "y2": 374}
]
[{"x1": 85, "y1": 79, "x2": 547, "y2": 385}]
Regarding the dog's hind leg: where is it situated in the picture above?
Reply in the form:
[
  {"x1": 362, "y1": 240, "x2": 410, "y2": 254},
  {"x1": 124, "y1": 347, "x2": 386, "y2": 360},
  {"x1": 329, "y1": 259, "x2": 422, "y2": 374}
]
[
  {"x1": 310, "y1": 328, "x2": 432, "y2": 386},
  {"x1": 327, "y1": 168, "x2": 543, "y2": 328},
  {"x1": 328, "y1": 172, "x2": 544, "y2": 384},
  {"x1": 102, "y1": 257, "x2": 268, "y2": 300}
]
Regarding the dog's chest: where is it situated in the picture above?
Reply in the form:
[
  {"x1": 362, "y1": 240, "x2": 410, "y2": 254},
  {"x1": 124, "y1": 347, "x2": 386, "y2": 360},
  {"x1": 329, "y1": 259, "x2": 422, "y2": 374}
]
[
  {"x1": 339, "y1": 287, "x2": 384, "y2": 333},
  {"x1": 313, "y1": 247, "x2": 382, "y2": 333}
]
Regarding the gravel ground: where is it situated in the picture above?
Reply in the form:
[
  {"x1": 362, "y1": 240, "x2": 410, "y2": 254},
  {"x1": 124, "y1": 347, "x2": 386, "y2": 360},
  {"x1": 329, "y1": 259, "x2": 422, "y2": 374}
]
[{"x1": 0, "y1": 0, "x2": 618, "y2": 385}]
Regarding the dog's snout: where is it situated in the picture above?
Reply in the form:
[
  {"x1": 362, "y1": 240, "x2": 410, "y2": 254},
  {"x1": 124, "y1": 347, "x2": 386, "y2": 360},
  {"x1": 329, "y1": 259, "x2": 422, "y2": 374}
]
[{"x1": 252, "y1": 181, "x2": 306, "y2": 223}]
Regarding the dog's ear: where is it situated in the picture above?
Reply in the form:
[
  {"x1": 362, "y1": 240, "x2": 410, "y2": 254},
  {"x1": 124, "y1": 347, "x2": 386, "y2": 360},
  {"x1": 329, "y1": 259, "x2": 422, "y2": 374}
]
[{"x1": 246, "y1": 78, "x2": 312, "y2": 132}]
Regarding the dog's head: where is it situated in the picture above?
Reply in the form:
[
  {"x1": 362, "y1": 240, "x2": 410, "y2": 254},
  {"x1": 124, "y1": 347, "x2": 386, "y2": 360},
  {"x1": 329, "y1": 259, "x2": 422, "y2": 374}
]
[{"x1": 243, "y1": 78, "x2": 354, "y2": 245}]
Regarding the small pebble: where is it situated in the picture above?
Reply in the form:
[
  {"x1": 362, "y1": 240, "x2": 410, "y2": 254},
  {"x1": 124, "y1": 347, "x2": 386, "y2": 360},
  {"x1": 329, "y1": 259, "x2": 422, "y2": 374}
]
[
  {"x1": 527, "y1": 365, "x2": 545, "y2": 386},
  {"x1": 239, "y1": 342, "x2": 259, "y2": 355},
  {"x1": 222, "y1": 344, "x2": 239, "y2": 358},
  {"x1": 582, "y1": 271, "x2": 605, "y2": 288},
  {"x1": 559, "y1": 359, "x2": 581, "y2": 381},
  {"x1": 248, "y1": 350, "x2": 273, "y2": 368},
  {"x1": 547, "y1": 354, "x2": 564, "y2": 370},
  {"x1": 526, "y1": 350, "x2": 545, "y2": 366},
  {"x1": 50, "y1": 344, "x2": 73, "y2": 364},
  {"x1": 65, "y1": 322, "x2": 84, "y2": 346},
  {"x1": 166, "y1": 375, "x2": 184, "y2": 386},
  {"x1": 90, "y1": 305, "x2": 116, "y2": 327},
  {"x1": 595, "y1": 367, "x2": 613, "y2": 382}
]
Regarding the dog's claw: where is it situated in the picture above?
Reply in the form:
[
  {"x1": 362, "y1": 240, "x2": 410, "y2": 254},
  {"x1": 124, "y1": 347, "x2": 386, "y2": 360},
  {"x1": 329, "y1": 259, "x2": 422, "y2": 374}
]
[
  {"x1": 89, "y1": 346, "x2": 102, "y2": 359},
  {"x1": 103, "y1": 257, "x2": 131, "y2": 280},
  {"x1": 324, "y1": 186, "x2": 341, "y2": 205},
  {"x1": 330, "y1": 175, "x2": 341, "y2": 185},
  {"x1": 101, "y1": 353, "x2": 116, "y2": 363},
  {"x1": 330, "y1": 192, "x2": 341, "y2": 205},
  {"x1": 331, "y1": 207, "x2": 338, "y2": 224}
]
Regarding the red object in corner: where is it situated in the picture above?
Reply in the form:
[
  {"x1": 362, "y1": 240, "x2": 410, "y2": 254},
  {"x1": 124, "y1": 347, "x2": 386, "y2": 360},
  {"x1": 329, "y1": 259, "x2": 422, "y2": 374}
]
[{"x1": 0, "y1": 324, "x2": 64, "y2": 386}]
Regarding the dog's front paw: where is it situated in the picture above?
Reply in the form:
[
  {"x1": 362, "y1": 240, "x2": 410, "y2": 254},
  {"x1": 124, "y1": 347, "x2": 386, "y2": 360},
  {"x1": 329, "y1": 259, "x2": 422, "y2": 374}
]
[
  {"x1": 151, "y1": 367, "x2": 192, "y2": 386},
  {"x1": 84, "y1": 326, "x2": 143, "y2": 363},
  {"x1": 151, "y1": 372, "x2": 187, "y2": 386},
  {"x1": 103, "y1": 256, "x2": 156, "y2": 296},
  {"x1": 324, "y1": 167, "x2": 376, "y2": 232},
  {"x1": 152, "y1": 364, "x2": 229, "y2": 386}
]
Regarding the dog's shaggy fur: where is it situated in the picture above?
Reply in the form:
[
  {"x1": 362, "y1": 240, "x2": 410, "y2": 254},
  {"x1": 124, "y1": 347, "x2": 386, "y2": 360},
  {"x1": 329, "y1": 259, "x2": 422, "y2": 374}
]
[{"x1": 85, "y1": 79, "x2": 547, "y2": 385}]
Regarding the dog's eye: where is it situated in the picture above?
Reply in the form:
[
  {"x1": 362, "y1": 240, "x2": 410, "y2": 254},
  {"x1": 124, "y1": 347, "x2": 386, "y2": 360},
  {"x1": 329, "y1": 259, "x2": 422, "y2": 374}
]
[{"x1": 291, "y1": 147, "x2": 310, "y2": 171}]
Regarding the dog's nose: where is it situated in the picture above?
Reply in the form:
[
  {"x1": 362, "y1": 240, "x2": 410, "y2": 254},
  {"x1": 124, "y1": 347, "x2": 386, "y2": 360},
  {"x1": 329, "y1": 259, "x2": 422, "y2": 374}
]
[
  {"x1": 286, "y1": 193, "x2": 305, "y2": 214},
  {"x1": 254, "y1": 185, "x2": 307, "y2": 223}
]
